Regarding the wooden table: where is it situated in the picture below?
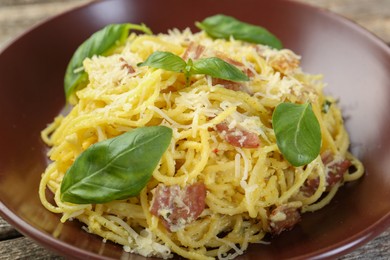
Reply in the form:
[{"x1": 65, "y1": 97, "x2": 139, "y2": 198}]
[{"x1": 0, "y1": 0, "x2": 389, "y2": 259}]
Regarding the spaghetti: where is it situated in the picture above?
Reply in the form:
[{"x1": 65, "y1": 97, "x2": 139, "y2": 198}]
[{"x1": 40, "y1": 28, "x2": 364, "y2": 259}]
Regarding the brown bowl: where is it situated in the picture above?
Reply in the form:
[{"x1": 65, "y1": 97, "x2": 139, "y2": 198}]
[{"x1": 0, "y1": 0, "x2": 389, "y2": 259}]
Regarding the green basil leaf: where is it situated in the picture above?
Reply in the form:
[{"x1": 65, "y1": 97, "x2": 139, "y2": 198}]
[
  {"x1": 60, "y1": 126, "x2": 172, "y2": 204},
  {"x1": 138, "y1": 52, "x2": 248, "y2": 85},
  {"x1": 64, "y1": 23, "x2": 152, "y2": 103},
  {"x1": 192, "y1": 57, "x2": 249, "y2": 82},
  {"x1": 137, "y1": 51, "x2": 187, "y2": 73},
  {"x1": 272, "y1": 103, "x2": 321, "y2": 167},
  {"x1": 196, "y1": 14, "x2": 283, "y2": 50}
]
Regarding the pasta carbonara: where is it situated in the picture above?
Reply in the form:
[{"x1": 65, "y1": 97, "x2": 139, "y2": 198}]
[{"x1": 40, "y1": 26, "x2": 364, "y2": 259}]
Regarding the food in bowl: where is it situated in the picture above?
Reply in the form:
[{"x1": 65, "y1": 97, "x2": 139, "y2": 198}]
[{"x1": 39, "y1": 14, "x2": 364, "y2": 259}]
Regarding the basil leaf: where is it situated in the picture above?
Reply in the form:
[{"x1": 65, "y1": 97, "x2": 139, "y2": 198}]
[
  {"x1": 137, "y1": 51, "x2": 187, "y2": 73},
  {"x1": 192, "y1": 57, "x2": 249, "y2": 82},
  {"x1": 64, "y1": 23, "x2": 152, "y2": 103},
  {"x1": 272, "y1": 103, "x2": 321, "y2": 167},
  {"x1": 196, "y1": 14, "x2": 283, "y2": 50},
  {"x1": 60, "y1": 126, "x2": 172, "y2": 204},
  {"x1": 138, "y1": 52, "x2": 249, "y2": 85}
]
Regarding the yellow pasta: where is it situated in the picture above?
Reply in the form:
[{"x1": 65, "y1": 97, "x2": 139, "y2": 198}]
[{"x1": 39, "y1": 28, "x2": 364, "y2": 259}]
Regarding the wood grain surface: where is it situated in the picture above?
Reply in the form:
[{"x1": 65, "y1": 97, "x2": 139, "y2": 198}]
[{"x1": 0, "y1": 0, "x2": 389, "y2": 259}]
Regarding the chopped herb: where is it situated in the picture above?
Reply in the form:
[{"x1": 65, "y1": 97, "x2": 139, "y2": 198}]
[{"x1": 322, "y1": 100, "x2": 332, "y2": 113}]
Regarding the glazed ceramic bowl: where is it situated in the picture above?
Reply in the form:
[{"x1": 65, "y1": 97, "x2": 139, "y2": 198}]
[{"x1": 0, "y1": 0, "x2": 389, "y2": 259}]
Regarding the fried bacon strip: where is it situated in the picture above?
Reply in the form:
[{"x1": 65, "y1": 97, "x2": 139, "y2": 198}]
[
  {"x1": 119, "y1": 57, "x2": 135, "y2": 74},
  {"x1": 182, "y1": 42, "x2": 205, "y2": 60},
  {"x1": 211, "y1": 78, "x2": 249, "y2": 93},
  {"x1": 301, "y1": 151, "x2": 351, "y2": 196},
  {"x1": 150, "y1": 182, "x2": 206, "y2": 232},
  {"x1": 216, "y1": 122, "x2": 260, "y2": 149},
  {"x1": 269, "y1": 204, "x2": 301, "y2": 235}
]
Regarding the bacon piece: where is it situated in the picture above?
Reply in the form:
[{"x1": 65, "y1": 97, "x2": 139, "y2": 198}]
[
  {"x1": 212, "y1": 78, "x2": 247, "y2": 93},
  {"x1": 182, "y1": 42, "x2": 205, "y2": 60},
  {"x1": 150, "y1": 182, "x2": 206, "y2": 232},
  {"x1": 270, "y1": 56, "x2": 299, "y2": 74},
  {"x1": 301, "y1": 177, "x2": 320, "y2": 197},
  {"x1": 243, "y1": 67, "x2": 255, "y2": 78},
  {"x1": 301, "y1": 151, "x2": 351, "y2": 196},
  {"x1": 216, "y1": 122, "x2": 260, "y2": 149},
  {"x1": 215, "y1": 52, "x2": 243, "y2": 67},
  {"x1": 321, "y1": 151, "x2": 351, "y2": 187},
  {"x1": 215, "y1": 52, "x2": 255, "y2": 78},
  {"x1": 267, "y1": 50, "x2": 300, "y2": 74},
  {"x1": 326, "y1": 160, "x2": 351, "y2": 188},
  {"x1": 119, "y1": 57, "x2": 135, "y2": 74},
  {"x1": 269, "y1": 205, "x2": 301, "y2": 235}
]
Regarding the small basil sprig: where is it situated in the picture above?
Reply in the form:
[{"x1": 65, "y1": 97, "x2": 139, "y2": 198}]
[
  {"x1": 64, "y1": 23, "x2": 152, "y2": 103},
  {"x1": 272, "y1": 102, "x2": 321, "y2": 167},
  {"x1": 138, "y1": 51, "x2": 249, "y2": 85},
  {"x1": 60, "y1": 126, "x2": 172, "y2": 204},
  {"x1": 196, "y1": 14, "x2": 283, "y2": 50}
]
